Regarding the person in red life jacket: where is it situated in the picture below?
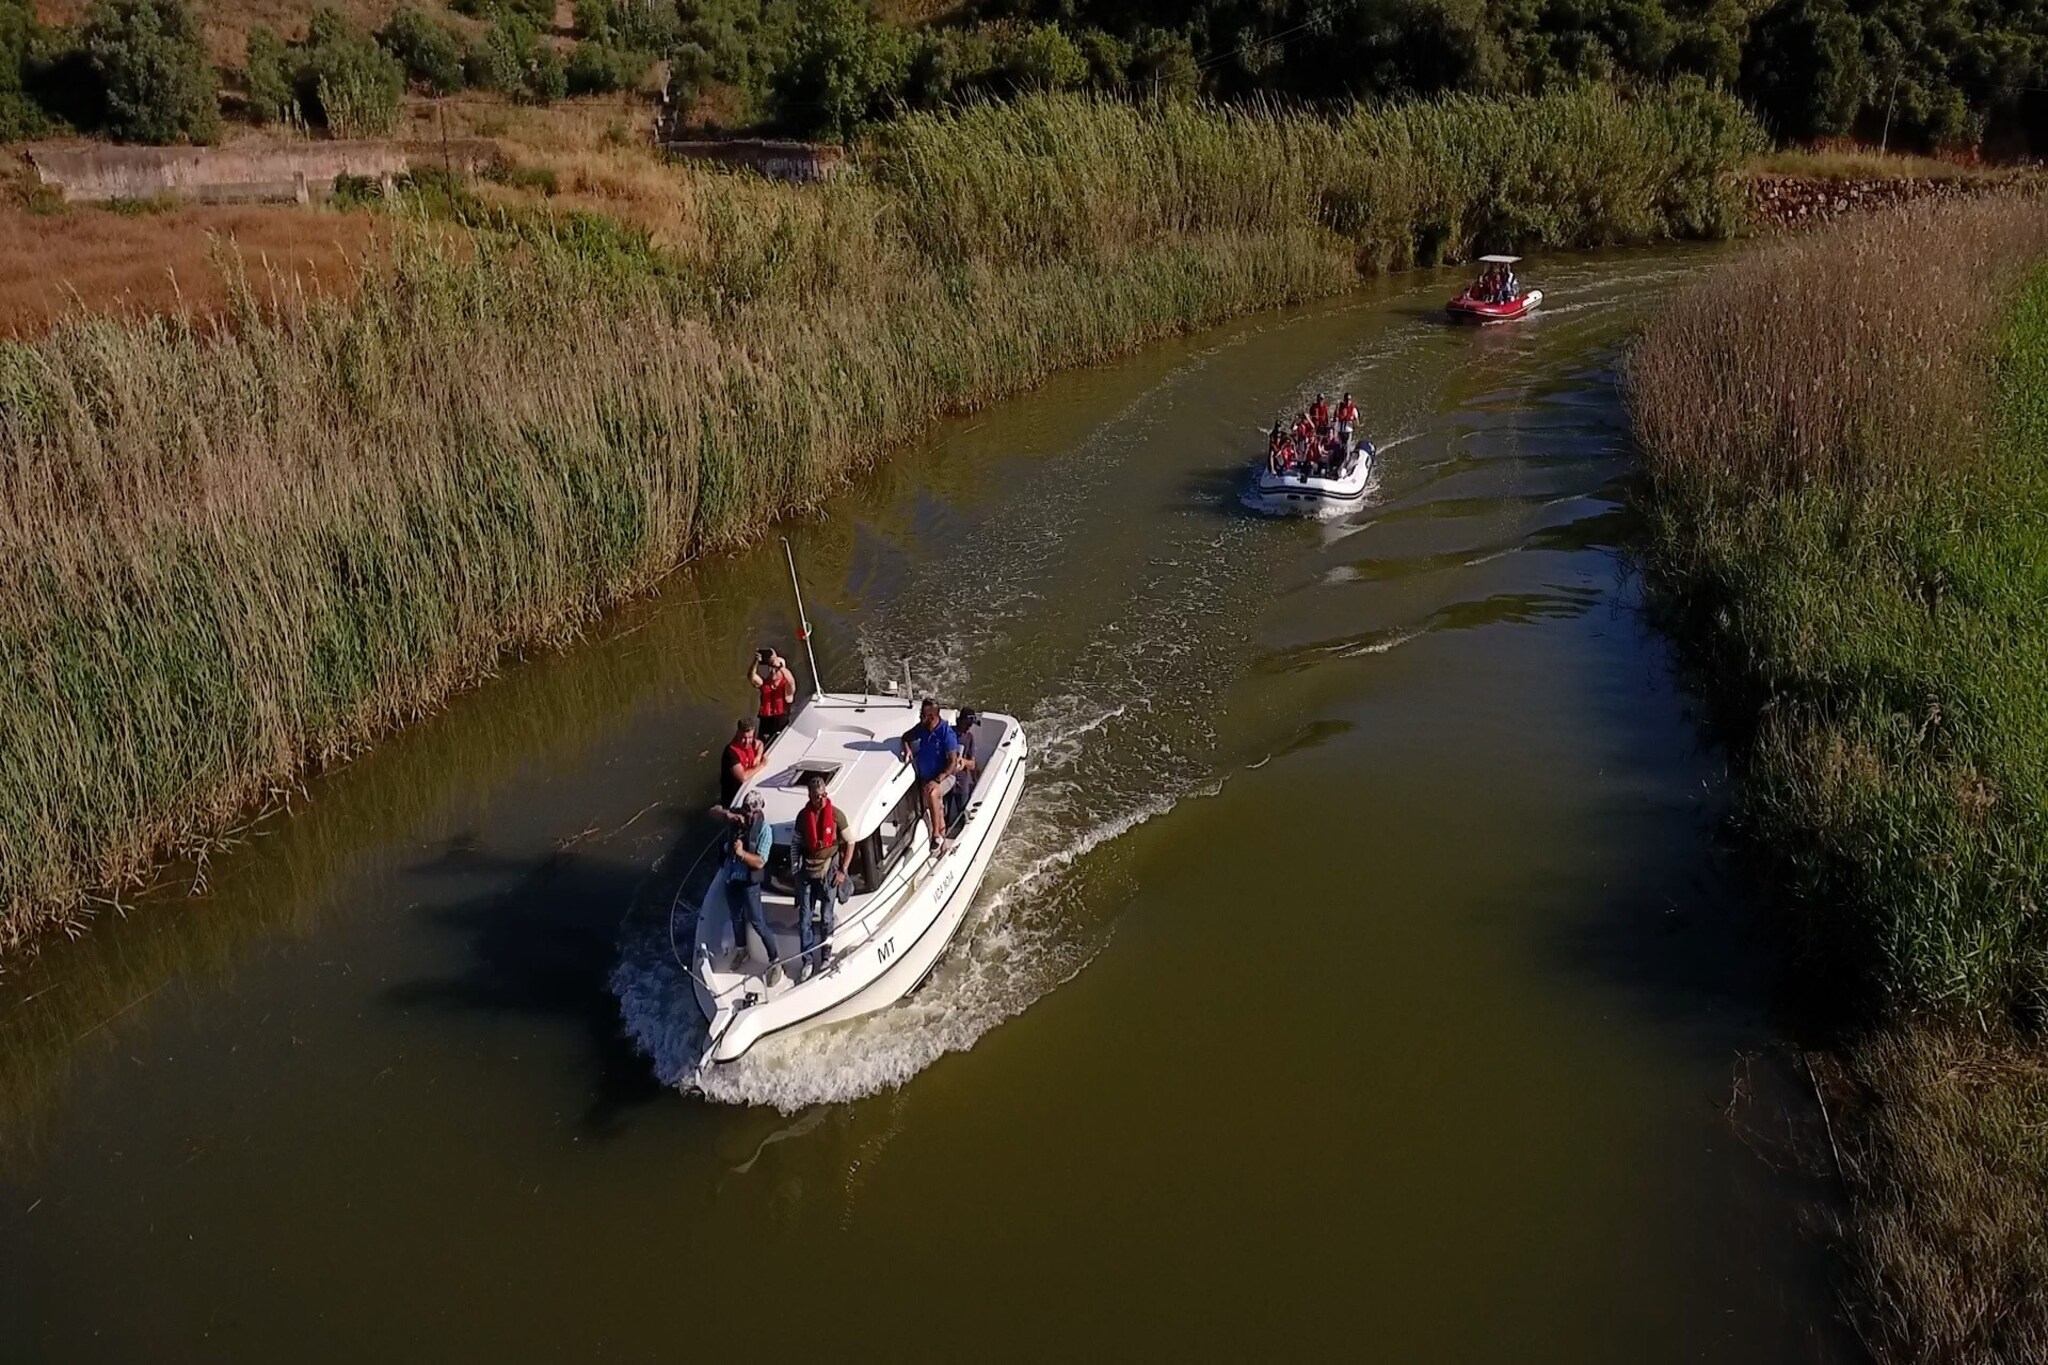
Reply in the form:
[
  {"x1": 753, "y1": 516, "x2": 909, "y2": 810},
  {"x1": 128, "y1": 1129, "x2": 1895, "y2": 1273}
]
[
  {"x1": 1335, "y1": 393, "x2": 1358, "y2": 449},
  {"x1": 750, "y1": 646, "x2": 796, "y2": 743},
  {"x1": 721, "y1": 718, "x2": 767, "y2": 806},
  {"x1": 899, "y1": 697, "x2": 962, "y2": 853},
  {"x1": 794, "y1": 773, "x2": 854, "y2": 980},
  {"x1": 1292, "y1": 411, "x2": 1314, "y2": 451},
  {"x1": 1310, "y1": 393, "x2": 1330, "y2": 436}
]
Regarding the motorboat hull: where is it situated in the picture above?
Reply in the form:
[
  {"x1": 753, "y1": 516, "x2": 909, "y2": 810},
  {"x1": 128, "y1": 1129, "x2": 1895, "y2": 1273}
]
[
  {"x1": 691, "y1": 710, "x2": 1029, "y2": 1065},
  {"x1": 1243, "y1": 441, "x2": 1376, "y2": 518},
  {"x1": 1447, "y1": 288, "x2": 1542, "y2": 323}
]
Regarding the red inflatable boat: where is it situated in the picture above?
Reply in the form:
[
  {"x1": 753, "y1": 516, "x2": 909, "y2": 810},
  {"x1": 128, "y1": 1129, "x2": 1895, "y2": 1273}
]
[{"x1": 1448, "y1": 254, "x2": 1542, "y2": 322}]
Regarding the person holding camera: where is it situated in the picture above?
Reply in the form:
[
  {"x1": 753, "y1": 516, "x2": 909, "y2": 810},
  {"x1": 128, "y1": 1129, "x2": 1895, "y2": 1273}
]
[
  {"x1": 794, "y1": 774, "x2": 854, "y2": 980},
  {"x1": 713, "y1": 792, "x2": 782, "y2": 982},
  {"x1": 750, "y1": 646, "x2": 797, "y2": 743}
]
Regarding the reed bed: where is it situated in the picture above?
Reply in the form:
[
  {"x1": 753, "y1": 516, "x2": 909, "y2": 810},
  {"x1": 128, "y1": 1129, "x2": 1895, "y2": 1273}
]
[
  {"x1": 1630, "y1": 197, "x2": 2048, "y2": 1015},
  {"x1": 1630, "y1": 203, "x2": 2048, "y2": 1361},
  {"x1": 0, "y1": 86, "x2": 1757, "y2": 956}
]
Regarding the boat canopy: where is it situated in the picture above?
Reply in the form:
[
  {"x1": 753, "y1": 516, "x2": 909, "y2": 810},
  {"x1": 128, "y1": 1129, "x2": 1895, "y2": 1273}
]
[{"x1": 1478, "y1": 254, "x2": 1521, "y2": 264}]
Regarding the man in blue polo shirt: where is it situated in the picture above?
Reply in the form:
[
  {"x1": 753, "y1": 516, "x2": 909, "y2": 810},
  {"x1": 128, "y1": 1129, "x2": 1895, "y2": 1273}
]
[{"x1": 900, "y1": 698, "x2": 961, "y2": 853}]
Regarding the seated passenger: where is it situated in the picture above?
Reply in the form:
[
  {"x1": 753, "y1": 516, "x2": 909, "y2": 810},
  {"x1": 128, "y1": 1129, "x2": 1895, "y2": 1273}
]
[
  {"x1": 946, "y1": 709, "x2": 980, "y2": 829},
  {"x1": 899, "y1": 698, "x2": 961, "y2": 853},
  {"x1": 794, "y1": 774, "x2": 854, "y2": 980},
  {"x1": 720, "y1": 717, "x2": 766, "y2": 806}
]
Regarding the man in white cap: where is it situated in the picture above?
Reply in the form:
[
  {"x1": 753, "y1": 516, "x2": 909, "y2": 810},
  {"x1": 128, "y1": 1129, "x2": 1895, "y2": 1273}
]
[{"x1": 715, "y1": 791, "x2": 782, "y2": 983}]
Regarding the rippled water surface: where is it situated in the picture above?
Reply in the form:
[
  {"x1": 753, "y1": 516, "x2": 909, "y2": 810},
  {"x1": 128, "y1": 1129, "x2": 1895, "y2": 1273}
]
[{"x1": 1, "y1": 252, "x2": 1854, "y2": 1362}]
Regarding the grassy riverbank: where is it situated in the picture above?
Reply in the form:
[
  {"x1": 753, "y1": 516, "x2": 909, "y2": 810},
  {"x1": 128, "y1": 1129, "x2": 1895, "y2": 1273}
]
[
  {"x1": 0, "y1": 84, "x2": 1758, "y2": 956},
  {"x1": 1629, "y1": 198, "x2": 2048, "y2": 1360}
]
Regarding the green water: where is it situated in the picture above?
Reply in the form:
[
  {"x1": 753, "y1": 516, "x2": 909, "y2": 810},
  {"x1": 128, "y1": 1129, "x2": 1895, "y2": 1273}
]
[{"x1": 0, "y1": 250, "x2": 1853, "y2": 1362}]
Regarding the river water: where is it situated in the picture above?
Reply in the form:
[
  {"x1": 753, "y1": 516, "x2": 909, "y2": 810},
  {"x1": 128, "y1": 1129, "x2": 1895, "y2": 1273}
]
[{"x1": 1, "y1": 250, "x2": 1854, "y2": 1361}]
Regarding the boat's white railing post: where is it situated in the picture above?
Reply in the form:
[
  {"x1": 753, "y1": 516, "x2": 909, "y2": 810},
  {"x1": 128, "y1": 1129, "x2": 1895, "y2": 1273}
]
[{"x1": 782, "y1": 537, "x2": 824, "y2": 698}]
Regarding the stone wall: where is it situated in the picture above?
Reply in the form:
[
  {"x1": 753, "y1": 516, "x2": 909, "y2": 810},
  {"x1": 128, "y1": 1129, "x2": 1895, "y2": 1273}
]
[
  {"x1": 1745, "y1": 173, "x2": 2031, "y2": 230},
  {"x1": 24, "y1": 139, "x2": 497, "y2": 204},
  {"x1": 658, "y1": 137, "x2": 848, "y2": 183}
]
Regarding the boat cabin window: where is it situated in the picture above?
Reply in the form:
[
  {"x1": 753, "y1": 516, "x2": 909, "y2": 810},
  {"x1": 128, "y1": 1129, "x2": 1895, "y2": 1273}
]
[{"x1": 860, "y1": 785, "x2": 923, "y2": 888}]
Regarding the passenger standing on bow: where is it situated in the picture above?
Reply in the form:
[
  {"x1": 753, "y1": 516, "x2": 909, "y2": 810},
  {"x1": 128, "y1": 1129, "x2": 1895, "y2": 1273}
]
[
  {"x1": 1310, "y1": 393, "x2": 1331, "y2": 438},
  {"x1": 721, "y1": 718, "x2": 766, "y2": 805},
  {"x1": 900, "y1": 698, "x2": 962, "y2": 853},
  {"x1": 794, "y1": 774, "x2": 853, "y2": 980},
  {"x1": 750, "y1": 647, "x2": 796, "y2": 743},
  {"x1": 715, "y1": 792, "x2": 781, "y2": 982},
  {"x1": 1335, "y1": 393, "x2": 1358, "y2": 450}
]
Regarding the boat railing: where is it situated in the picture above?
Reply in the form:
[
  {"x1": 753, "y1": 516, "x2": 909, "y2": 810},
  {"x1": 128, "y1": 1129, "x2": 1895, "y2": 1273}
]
[{"x1": 691, "y1": 842, "x2": 940, "y2": 1003}]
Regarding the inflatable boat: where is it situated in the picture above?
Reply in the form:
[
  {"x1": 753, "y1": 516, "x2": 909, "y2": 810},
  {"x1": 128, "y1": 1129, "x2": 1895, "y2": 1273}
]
[
  {"x1": 1448, "y1": 254, "x2": 1541, "y2": 323},
  {"x1": 1244, "y1": 436, "x2": 1376, "y2": 518}
]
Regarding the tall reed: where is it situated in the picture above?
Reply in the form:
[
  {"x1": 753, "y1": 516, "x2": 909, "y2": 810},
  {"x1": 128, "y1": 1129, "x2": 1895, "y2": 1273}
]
[{"x1": 0, "y1": 85, "x2": 1758, "y2": 955}]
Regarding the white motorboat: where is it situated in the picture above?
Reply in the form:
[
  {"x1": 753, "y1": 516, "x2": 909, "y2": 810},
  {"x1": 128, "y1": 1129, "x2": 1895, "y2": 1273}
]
[
  {"x1": 687, "y1": 544, "x2": 1029, "y2": 1067},
  {"x1": 1243, "y1": 435, "x2": 1377, "y2": 517}
]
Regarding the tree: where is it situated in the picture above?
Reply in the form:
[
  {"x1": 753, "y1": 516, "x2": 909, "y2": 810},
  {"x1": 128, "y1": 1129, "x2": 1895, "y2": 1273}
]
[
  {"x1": 298, "y1": 8, "x2": 404, "y2": 135},
  {"x1": 379, "y1": 4, "x2": 466, "y2": 94},
  {"x1": 0, "y1": 0, "x2": 48, "y2": 138},
  {"x1": 244, "y1": 25, "x2": 296, "y2": 122},
  {"x1": 1740, "y1": 0, "x2": 1868, "y2": 139},
  {"x1": 768, "y1": 0, "x2": 907, "y2": 139},
  {"x1": 82, "y1": 0, "x2": 219, "y2": 143},
  {"x1": 568, "y1": 37, "x2": 652, "y2": 92}
]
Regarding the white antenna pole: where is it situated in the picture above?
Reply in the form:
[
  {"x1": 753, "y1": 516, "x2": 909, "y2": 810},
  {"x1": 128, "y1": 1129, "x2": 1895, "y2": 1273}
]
[
  {"x1": 782, "y1": 537, "x2": 823, "y2": 698},
  {"x1": 902, "y1": 657, "x2": 914, "y2": 700}
]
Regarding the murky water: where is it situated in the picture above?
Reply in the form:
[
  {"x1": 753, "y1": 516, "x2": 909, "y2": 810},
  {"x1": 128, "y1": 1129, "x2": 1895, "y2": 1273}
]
[{"x1": 0, "y1": 252, "x2": 1854, "y2": 1362}]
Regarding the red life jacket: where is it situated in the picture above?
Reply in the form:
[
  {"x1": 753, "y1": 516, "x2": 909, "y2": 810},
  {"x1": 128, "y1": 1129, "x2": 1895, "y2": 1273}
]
[
  {"x1": 1311, "y1": 401, "x2": 1329, "y2": 427},
  {"x1": 759, "y1": 671, "x2": 791, "y2": 719},
  {"x1": 798, "y1": 798, "x2": 840, "y2": 855},
  {"x1": 726, "y1": 736, "x2": 763, "y2": 772},
  {"x1": 1337, "y1": 401, "x2": 1358, "y2": 424}
]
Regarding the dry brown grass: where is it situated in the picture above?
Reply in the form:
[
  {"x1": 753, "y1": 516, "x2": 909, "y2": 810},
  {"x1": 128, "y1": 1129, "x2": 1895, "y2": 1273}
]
[
  {"x1": 1750, "y1": 146, "x2": 1996, "y2": 182},
  {"x1": 1840, "y1": 1027, "x2": 2048, "y2": 1365},
  {"x1": 0, "y1": 197, "x2": 378, "y2": 335},
  {"x1": 1630, "y1": 195, "x2": 2048, "y2": 500}
]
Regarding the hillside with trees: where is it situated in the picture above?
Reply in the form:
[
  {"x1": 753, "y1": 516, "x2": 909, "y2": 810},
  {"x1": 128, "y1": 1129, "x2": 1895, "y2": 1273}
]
[{"x1": 3, "y1": 0, "x2": 2045, "y2": 152}]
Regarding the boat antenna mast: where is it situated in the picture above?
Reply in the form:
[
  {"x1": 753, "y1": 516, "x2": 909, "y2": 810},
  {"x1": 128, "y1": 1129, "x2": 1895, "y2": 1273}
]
[{"x1": 782, "y1": 537, "x2": 824, "y2": 698}]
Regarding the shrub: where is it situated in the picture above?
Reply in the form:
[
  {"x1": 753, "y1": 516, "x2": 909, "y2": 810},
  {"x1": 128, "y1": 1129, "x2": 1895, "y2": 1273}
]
[
  {"x1": 81, "y1": 0, "x2": 219, "y2": 144},
  {"x1": 378, "y1": 4, "x2": 466, "y2": 94},
  {"x1": 767, "y1": 0, "x2": 907, "y2": 140},
  {"x1": 243, "y1": 26, "x2": 296, "y2": 123},
  {"x1": 993, "y1": 22, "x2": 1088, "y2": 92},
  {"x1": 1126, "y1": 26, "x2": 1199, "y2": 101},
  {"x1": 452, "y1": 0, "x2": 556, "y2": 31},
  {"x1": 467, "y1": 16, "x2": 564, "y2": 103},
  {"x1": 0, "y1": 0, "x2": 49, "y2": 137},
  {"x1": 21, "y1": 25, "x2": 102, "y2": 130},
  {"x1": 567, "y1": 39, "x2": 652, "y2": 94},
  {"x1": 526, "y1": 37, "x2": 567, "y2": 101},
  {"x1": 297, "y1": 8, "x2": 404, "y2": 136},
  {"x1": 574, "y1": 0, "x2": 677, "y2": 51}
]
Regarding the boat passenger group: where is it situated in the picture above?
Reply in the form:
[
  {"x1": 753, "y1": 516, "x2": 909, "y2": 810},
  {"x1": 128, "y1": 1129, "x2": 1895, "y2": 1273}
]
[
  {"x1": 1470, "y1": 260, "x2": 1520, "y2": 304},
  {"x1": 704, "y1": 647, "x2": 979, "y2": 985},
  {"x1": 1267, "y1": 391, "x2": 1360, "y2": 476}
]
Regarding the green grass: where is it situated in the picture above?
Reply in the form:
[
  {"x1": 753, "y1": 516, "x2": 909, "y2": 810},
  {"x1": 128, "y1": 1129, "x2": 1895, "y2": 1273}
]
[
  {"x1": 0, "y1": 84, "x2": 1760, "y2": 956},
  {"x1": 1631, "y1": 209, "x2": 2048, "y2": 1361}
]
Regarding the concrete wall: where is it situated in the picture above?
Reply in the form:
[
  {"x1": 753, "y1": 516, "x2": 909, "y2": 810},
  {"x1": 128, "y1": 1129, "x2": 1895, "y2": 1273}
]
[
  {"x1": 659, "y1": 138, "x2": 848, "y2": 184},
  {"x1": 24, "y1": 140, "x2": 498, "y2": 204}
]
